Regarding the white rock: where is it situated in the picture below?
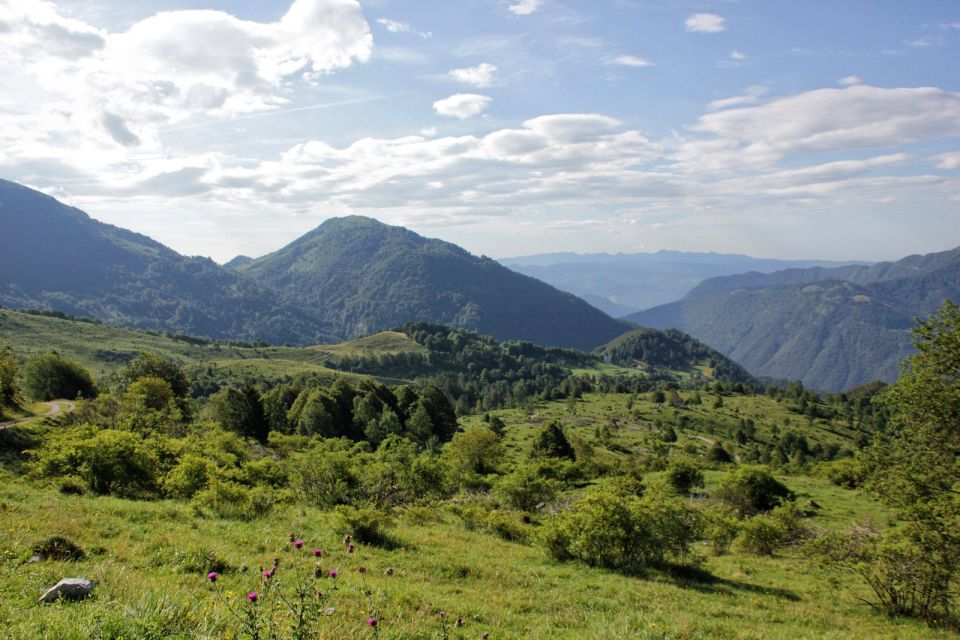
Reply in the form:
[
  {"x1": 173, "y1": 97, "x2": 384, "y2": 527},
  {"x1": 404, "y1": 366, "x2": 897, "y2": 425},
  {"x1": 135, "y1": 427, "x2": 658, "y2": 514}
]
[{"x1": 38, "y1": 578, "x2": 94, "y2": 604}]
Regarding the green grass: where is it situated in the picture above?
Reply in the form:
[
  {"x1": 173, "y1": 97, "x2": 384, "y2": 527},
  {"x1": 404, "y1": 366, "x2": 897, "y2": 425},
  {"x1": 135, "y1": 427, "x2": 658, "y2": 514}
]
[
  {"x1": 0, "y1": 308, "x2": 426, "y2": 387},
  {"x1": 0, "y1": 471, "x2": 947, "y2": 640}
]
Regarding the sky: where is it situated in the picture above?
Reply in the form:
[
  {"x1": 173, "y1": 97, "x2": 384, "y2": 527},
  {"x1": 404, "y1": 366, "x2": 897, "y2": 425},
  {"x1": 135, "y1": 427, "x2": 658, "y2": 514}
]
[{"x1": 1, "y1": 0, "x2": 958, "y2": 263}]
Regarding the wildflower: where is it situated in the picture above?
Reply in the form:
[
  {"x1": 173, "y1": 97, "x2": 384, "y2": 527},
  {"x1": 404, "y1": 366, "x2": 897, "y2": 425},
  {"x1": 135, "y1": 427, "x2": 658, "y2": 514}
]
[
  {"x1": 207, "y1": 571, "x2": 218, "y2": 582},
  {"x1": 343, "y1": 534, "x2": 352, "y2": 545},
  {"x1": 456, "y1": 617, "x2": 464, "y2": 627},
  {"x1": 384, "y1": 567, "x2": 394, "y2": 576},
  {"x1": 288, "y1": 533, "x2": 296, "y2": 542},
  {"x1": 483, "y1": 633, "x2": 490, "y2": 639},
  {"x1": 247, "y1": 592, "x2": 259, "y2": 603},
  {"x1": 367, "y1": 617, "x2": 378, "y2": 627},
  {"x1": 294, "y1": 539, "x2": 304, "y2": 550},
  {"x1": 348, "y1": 543, "x2": 356, "y2": 553},
  {"x1": 358, "y1": 566, "x2": 367, "y2": 574},
  {"x1": 328, "y1": 569, "x2": 338, "y2": 578},
  {"x1": 262, "y1": 570, "x2": 273, "y2": 580},
  {"x1": 312, "y1": 549, "x2": 323, "y2": 557},
  {"x1": 439, "y1": 611, "x2": 446, "y2": 619}
]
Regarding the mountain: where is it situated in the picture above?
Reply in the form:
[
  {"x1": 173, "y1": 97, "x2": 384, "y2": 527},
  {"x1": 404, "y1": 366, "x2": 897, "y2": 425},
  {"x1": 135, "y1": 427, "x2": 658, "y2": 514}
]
[
  {"x1": 0, "y1": 179, "x2": 335, "y2": 344},
  {"x1": 237, "y1": 216, "x2": 633, "y2": 351},
  {"x1": 626, "y1": 248, "x2": 960, "y2": 391},
  {"x1": 594, "y1": 327, "x2": 754, "y2": 384},
  {"x1": 499, "y1": 251, "x2": 864, "y2": 316}
]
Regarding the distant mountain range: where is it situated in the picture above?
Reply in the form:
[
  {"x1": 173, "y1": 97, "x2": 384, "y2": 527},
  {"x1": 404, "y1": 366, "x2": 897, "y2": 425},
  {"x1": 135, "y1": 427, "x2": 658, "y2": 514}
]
[
  {"x1": 500, "y1": 251, "x2": 864, "y2": 317},
  {"x1": 0, "y1": 180, "x2": 629, "y2": 350},
  {"x1": 626, "y1": 248, "x2": 960, "y2": 391}
]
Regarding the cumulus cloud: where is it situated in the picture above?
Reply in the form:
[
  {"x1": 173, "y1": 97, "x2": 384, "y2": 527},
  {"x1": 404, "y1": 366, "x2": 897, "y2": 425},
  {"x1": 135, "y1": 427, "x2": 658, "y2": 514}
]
[
  {"x1": 729, "y1": 50, "x2": 747, "y2": 60},
  {"x1": 608, "y1": 55, "x2": 654, "y2": 68},
  {"x1": 839, "y1": 75, "x2": 862, "y2": 86},
  {"x1": 508, "y1": 0, "x2": 542, "y2": 16},
  {"x1": 433, "y1": 93, "x2": 491, "y2": 119},
  {"x1": 0, "y1": 0, "x2": 373, "y2": 156},
  {"x1": 449, "y1": 63, "x2": 497, "y2": 87},
  {"x1": 685, "y1": 13, "x2": 725, "y2": 33}
]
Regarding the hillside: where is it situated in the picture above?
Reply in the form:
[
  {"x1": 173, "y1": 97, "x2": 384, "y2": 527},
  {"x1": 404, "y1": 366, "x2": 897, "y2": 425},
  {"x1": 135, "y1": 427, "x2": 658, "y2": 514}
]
[
  {"x1": 237, "y1": 216, "x2": 633, "y2": 350},
  {"x1": 501, "y1": 251, "x2": 862, "y2": 316},
  {"x1": 627, "y1": 249, "x2": 960, "y2": 390},
  {"x1": 0, "y1": 180, "x2": 335, "y2": 345}
]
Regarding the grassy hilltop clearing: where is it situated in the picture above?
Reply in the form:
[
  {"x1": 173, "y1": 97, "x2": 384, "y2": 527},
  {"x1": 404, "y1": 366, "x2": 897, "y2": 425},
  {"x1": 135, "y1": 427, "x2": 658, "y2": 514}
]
[{"x1": 0, "y1": 304, "x2": 958, "y2": 639}]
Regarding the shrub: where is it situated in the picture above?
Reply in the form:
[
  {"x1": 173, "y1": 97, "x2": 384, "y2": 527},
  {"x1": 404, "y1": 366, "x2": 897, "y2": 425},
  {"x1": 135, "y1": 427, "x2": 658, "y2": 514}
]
[
  {"x1": 30, "y1": 426, "x2": 159, "y2": 496},
  {"x1": 192, "y1": 478, "x2": 273, "y2": 520},
  {"x1": 494, "y1": 464, "x2": 560, "y2": 511},
  {"x1": 541, "y1": 485, "x2": 702, "y2": 572},
  {"x1": 334, "y1": 504, "x2": 394, "y2": 545},
  {"x1": 21, "y1": 352, "x2": 97, "y2": 401},
  {"x1": 808, "y1": 519, "x2": 959, "y2": 619},
  {"x1": 820, "y1": 457, "x2": 863, "y2": 489},
  {"x1": 57, "y1": 475, "x2": 87, "y2": 496},
  {"x1": 735, "y1": 514, "x2": 788, "y2": 556},
  {"x1": 714, "y1": 465, "x2": 793, "y2": 517},
  {"x1": 0, "y1": 345, "x2": 20, "y2": 407},
  {"x1": 666, "y1": 459, "x2": 705, "y2": 495},
  {"x1": 701, "y1": 506, "x2": 740, "y2": 555}
]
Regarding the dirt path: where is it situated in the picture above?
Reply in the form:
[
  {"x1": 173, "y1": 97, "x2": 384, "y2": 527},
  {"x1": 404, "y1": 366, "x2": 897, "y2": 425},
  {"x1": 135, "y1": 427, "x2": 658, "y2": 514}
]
[{"x1": 0, "y1": 400, "x2": 75, "y2": 430}]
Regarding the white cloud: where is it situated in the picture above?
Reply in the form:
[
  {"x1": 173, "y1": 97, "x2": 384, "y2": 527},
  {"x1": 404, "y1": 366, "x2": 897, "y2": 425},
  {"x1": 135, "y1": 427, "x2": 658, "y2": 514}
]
[
  {"x1": 690, "y1": 85, "x2": 960, "y2": 163},
  {"x1": 432, "y1": 93, "x2": 491, "y2": 119},
  {"x1": 376, "y1": 17, "x2": 431, "y2": 38},
  {"x1": 707, "y1": 86, "x2": 767, "y2": 111},
  {"x1": 508, "y1": 0, "x2": 542, "y2": 16},
  {"x1": 449, "y1": 63, "x2": 498, "y2": 87},
  {"x1": 685, "y1": 13, "x2": 725, "y2": 33},
  {"x1": 608, "y1": 55, "x2": 654, "y2": 68},
  {"x1": 839, "y1": 75, "x2": 862, "y2": 86},
  {"x1": 936, "y1": 152, "x2": 960, "y2": 170},
  {"x1": 729, "y1": 50, "x2": 747, "y2": 60}
]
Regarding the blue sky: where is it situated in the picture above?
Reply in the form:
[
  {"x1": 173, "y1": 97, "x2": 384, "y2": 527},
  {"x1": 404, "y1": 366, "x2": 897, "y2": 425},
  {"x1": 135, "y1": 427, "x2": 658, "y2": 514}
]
[{"x1": 1, "y1": 0, "x2": 958, "y2": 262}]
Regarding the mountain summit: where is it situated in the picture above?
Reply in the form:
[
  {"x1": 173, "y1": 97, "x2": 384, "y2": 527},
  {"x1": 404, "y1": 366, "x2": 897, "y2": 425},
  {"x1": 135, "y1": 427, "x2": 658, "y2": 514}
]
[{"x1": 237, "y1": 216, "x2": 632, "y2": 350}]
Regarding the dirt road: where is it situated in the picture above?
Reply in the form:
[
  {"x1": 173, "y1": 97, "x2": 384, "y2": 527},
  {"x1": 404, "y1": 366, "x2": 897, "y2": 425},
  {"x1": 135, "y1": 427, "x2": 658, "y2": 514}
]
[{"x1": 0, "y1": 400, "x2": 75, "y2": 430}]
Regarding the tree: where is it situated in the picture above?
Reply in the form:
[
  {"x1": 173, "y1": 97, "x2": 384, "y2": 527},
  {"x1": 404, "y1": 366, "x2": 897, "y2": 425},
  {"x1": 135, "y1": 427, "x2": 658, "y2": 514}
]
[
  {"x1": 531, "y1": 420, "x2": 576, "y2": 461},
  {"x1": 835, "y1": 301, "x2": 960, "y2": 619},
  {"x1": 445, "y1": 427, "x2": 503, "y2": 476},
  {"x1": 210, "y1": 384, "x2": 268, "y2": 442},
  {"x1": 118, "y1": 351, "x2": 190, "y2": 397},
  {"x1": 22, "y1": 352, "x2": 97, "y2": 401},
  {"x1": 0, "y1": 344, "x2": 20, "y2": 407}
]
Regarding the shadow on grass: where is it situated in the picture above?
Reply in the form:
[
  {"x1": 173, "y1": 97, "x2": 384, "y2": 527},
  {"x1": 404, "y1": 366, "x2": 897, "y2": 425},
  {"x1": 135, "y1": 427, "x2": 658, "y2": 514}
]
[
  {"x1": 653, "y1": 563, "x2": 801, "y2": 602},
  {"x1": 0, "y1": 424, "x2": 41, "y2": 471}
]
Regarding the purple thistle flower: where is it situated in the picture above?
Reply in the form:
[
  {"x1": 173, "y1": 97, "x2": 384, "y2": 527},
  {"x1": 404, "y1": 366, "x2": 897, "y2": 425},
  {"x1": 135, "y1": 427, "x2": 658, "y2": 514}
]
[
  {"x1": 294, "y1": 539, "x2": 304, "y2": 550},
  {"x1": 312, "y1": 549, "x2": 323, "y2": 557},
  {"x1": 328, "y1": 569, "x2": 338, "y2": 578},
  {"x1": 263, "y1": 570, "x2": 273, "y2": 580},
  {"x1": 348, "y1": 543, "x2": 356, "y2": 553},
  {"x1": 207, "y1": 571, "x2": 218, "y2": 582},
  {"x1": 247, "y1": 592, "x2": 259, "y2": 603},
  {"x1": 367, "y1": 617, "x2": 377, "y2": 627}
]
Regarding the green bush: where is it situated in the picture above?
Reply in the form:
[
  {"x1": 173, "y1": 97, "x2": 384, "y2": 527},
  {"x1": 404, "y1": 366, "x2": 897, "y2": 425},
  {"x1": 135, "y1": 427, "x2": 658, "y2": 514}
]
[
  {"x1": 164, "y1": 454, "x2": 217, "y2": 499},
  {"x1": 820, "y1": 457, "x2": 863, "y2": 489},
  {"x1": 0, "y1": 345, "x2": 20, "y2": 407},
  {"x1": 701, "y1": 506, "x2": 740, "y2": 555},
  {"x1": 334, "y1": 504, "x2": 395, "y2": 545},
  {"x1": 191, "y1": 478, "x2": 273, "y2": 520},
  {"x1": 714, "y1": 465, "x2": 794, "y2": 517},
  {"x1": 735, "y1": 514, "x2": 788, "y2": 556},
  {"x1": 21, "y1": 352, "x2": 97, "y2": 401},
  {"x1": 541, "y1": 485, "x2": 702, "y2": 572},
  {"x1": 666, "y1": 459, "x2": 705, "y2": 495},
  {"x1": 494, "y1": 464, "x2": 560, "y2": 511},
  {"x1": 30, "y1": 426, "x2": 159, "y2": 496}
]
